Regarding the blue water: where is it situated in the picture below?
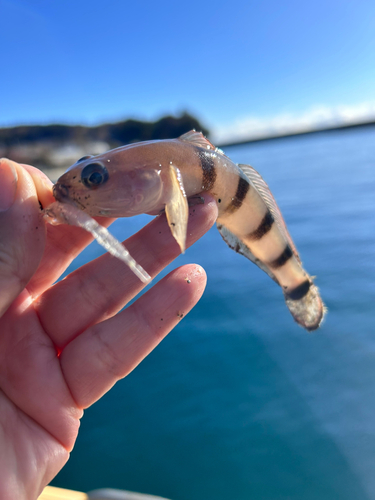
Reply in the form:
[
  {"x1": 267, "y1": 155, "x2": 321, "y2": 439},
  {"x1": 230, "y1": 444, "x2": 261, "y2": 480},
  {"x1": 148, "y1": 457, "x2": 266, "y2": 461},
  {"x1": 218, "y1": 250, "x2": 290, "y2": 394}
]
[{"x1": 52, "y1": 127, "x2": 375, "y2": 499}]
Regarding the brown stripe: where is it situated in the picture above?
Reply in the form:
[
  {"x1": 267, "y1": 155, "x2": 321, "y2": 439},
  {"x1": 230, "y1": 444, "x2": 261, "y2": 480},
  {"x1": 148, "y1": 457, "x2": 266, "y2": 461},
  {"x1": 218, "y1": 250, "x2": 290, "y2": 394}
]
[
  {"x1": 247, "y1": 211, "x2": 274, "y2": 240},
  {"x1": 197, "y1": 150, "x2": 217, "y2": 190},
  {"x1": 285, "y1": 280, "x2": 311, "y2": 300},
  {"x1": 269, "y1": 245, "x2": 293, "y2": 269},
  {"x1": 226, "y1": 176, "x2": 250, "y2": 213}
]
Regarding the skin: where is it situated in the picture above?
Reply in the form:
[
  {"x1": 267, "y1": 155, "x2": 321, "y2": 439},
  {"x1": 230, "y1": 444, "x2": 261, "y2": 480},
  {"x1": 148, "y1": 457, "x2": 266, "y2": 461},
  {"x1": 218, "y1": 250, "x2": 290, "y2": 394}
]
[{"x1": 0, "y1": 158, "x2": 218, "y2": 500}]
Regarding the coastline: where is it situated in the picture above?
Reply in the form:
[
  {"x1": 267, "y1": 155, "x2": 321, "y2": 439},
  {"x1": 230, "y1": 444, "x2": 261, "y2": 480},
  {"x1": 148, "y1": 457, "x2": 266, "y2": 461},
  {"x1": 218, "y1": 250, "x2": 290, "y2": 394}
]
[{"x1": 217, "y1": 119, "x2": 375, "y2": 148}]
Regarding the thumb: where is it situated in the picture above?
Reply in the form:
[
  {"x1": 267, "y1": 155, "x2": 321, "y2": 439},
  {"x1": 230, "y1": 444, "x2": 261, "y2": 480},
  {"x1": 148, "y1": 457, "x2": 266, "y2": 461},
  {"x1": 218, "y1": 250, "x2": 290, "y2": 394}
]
[{"x1": 0, "y1": 159, "x2": 47, "y2": 316}]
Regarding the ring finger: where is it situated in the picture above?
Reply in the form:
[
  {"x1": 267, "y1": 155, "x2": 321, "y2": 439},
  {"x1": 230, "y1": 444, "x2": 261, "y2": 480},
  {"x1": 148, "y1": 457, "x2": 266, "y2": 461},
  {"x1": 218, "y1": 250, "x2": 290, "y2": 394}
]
[{"x1": 60, "y1": 264, "x2": 207, "y2": 408}]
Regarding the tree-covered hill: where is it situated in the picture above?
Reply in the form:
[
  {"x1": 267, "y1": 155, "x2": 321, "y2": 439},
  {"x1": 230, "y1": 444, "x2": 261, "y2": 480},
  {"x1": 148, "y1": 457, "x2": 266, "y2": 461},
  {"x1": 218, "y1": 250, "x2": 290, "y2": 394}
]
[{"x1": 0, "y1": 112, "x2": 209, "y2": 171}]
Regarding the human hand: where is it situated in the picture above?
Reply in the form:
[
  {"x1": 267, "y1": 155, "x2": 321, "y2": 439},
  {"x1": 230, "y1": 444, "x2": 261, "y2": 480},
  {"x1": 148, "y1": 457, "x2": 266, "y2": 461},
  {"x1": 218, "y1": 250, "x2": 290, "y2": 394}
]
[{"x1": 0, "y1": 159, "x2": 218, "y2": 500}]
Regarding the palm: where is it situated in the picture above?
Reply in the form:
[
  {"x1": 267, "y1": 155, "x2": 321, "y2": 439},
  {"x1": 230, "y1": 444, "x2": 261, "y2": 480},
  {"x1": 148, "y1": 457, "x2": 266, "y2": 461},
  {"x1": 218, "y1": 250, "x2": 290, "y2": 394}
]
[{"x1": 0, "y1": 162, "x2": 217, "y2": 499}]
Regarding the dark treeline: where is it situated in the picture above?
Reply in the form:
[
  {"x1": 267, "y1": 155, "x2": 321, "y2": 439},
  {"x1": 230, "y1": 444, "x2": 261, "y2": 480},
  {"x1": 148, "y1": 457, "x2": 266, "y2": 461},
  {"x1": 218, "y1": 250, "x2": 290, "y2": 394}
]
[
  {"x1": 0, "y1": 112, "x2": 209, "y2": 147},
  {"x1": 0, "y1": 112, "x2": 209, "y2": 170}
]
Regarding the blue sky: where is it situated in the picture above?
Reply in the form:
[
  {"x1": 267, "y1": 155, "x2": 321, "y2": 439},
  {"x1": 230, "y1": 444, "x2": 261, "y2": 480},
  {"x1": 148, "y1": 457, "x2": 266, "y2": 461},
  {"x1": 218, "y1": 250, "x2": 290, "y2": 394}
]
[{"x1": 1, "y1": 0, "x2": 375, "y2": 141}]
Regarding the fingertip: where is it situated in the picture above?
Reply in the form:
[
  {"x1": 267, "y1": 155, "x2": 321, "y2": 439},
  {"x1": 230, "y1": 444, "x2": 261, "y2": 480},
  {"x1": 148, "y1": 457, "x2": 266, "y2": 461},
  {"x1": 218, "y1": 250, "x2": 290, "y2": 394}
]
[
  {"x1": 177, "y1": 264, "x2": 207, "y2": 300},
  {"x1": 150, "y1": 264, "x2": 207, "y2": 325},
  {"x1": 0, "y1": 158, "x2": 18, "y2": 212},
  {"x1": 201, "y1": 191, "x2": 219, "y2": 210},
  {"x1": 191, "y1": 192, "x2": 218, "y2": 230},
  {"x1": 21, "y1": 163, "x2": 55, "y2": 209},
  {"x1": 21, "y1": 163, "x2": 53, "y2": 185}
]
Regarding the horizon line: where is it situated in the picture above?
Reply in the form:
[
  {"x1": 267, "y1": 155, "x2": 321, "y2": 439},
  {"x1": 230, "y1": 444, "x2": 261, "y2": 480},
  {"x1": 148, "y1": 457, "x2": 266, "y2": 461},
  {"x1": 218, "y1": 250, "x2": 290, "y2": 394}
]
[{"x1": 216, "y1": 119, "x2": 375, "y2": 149}]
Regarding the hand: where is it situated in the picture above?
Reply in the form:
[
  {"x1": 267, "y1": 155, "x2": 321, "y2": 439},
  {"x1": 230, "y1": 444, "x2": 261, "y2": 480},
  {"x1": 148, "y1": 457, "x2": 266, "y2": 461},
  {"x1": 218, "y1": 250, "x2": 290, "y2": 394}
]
[{"x1": 0, "y1": 159, "x2": 218, "y2": 500}]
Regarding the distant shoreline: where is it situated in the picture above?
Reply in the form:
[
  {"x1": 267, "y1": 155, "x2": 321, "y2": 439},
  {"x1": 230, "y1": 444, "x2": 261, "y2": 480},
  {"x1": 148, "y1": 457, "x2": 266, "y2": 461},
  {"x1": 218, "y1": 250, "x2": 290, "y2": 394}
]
[
  {"x1": 217, "y1": 120, "x2": 375, "y2": 149},
  {"x1": 4, "y1": 118, "x2": 375, "y2": 181}
]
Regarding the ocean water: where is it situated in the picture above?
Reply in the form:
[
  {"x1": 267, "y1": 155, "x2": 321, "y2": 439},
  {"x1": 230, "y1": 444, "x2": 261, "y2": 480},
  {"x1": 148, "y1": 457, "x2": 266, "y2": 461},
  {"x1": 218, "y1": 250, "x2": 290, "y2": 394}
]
[{"x1": 52, "y1": 127, "x2": 375, "y2": 500}]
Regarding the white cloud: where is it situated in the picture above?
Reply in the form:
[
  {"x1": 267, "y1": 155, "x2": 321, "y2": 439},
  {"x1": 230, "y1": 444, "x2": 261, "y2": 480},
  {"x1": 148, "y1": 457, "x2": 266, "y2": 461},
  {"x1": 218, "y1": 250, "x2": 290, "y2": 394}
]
[{"x1": 211, "y1": 102, "x2": 375, "y2": 145}]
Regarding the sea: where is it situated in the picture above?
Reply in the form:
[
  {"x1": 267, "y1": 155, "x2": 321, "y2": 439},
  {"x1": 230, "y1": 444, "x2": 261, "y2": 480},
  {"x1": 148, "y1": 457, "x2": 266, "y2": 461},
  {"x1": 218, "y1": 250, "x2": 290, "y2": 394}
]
[{"x1": 51, "y1": 126, "x2": 375, "y2": 500}]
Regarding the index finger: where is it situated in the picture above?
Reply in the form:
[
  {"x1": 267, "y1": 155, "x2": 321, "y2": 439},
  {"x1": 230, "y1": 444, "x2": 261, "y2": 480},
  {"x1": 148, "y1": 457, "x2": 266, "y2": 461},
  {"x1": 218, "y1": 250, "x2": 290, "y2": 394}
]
[
  {"x1": 20, "y1": 164, "x2": 116, "y2": 298},
  {"x1": 26, "y1": 214, "x2": 116, "y2": 298}
]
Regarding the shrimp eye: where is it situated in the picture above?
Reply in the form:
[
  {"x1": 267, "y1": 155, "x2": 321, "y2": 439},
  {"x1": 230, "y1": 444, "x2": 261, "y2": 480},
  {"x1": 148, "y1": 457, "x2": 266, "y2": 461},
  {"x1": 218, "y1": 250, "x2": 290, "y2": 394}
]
[{"x1": 81, "y1": 163, "x2": 109, "y2": 189}]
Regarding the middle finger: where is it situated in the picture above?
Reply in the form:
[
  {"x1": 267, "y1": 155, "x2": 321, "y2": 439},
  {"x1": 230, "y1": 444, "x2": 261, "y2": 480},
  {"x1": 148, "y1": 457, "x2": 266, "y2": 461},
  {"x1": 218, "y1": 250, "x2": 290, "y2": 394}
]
[{"x1": 36, "y1": 195, "x2": 218, "y2": 349}]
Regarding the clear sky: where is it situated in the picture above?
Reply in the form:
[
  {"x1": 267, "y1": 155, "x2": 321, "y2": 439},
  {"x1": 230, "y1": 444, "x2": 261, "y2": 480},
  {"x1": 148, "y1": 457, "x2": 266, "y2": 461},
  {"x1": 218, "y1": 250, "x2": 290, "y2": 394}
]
[{"x1": 1, "y1": 0, "x2": 375, "y2": 141}]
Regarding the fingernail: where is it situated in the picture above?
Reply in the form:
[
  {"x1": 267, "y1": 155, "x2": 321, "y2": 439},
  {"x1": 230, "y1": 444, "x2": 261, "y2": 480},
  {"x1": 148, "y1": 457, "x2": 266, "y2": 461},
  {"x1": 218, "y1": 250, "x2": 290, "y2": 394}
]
[{"x1": 0, "y1": 161, "x2": 18, "y2": 212}]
